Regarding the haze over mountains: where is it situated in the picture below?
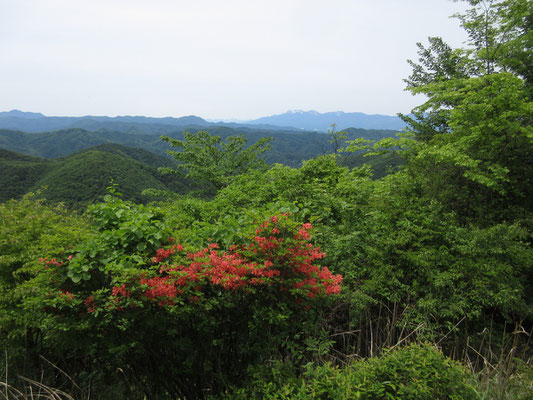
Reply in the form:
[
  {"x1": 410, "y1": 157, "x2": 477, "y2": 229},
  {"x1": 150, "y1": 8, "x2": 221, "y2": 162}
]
[
  {"x1": 0, "y1": 109, "x2": 407, "y2": 133},
  {"x1": 0, "y1": 109, "x2": 406, "y2": 207}
]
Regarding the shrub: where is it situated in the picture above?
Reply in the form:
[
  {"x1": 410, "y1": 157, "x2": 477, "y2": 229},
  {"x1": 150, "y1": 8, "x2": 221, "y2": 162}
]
[
  {"x1": 220, "y1": 343, "x2": 481, "y2": 400},
  {"x1": 28, "y1": 205, "x2": 342, "y2": 398}
]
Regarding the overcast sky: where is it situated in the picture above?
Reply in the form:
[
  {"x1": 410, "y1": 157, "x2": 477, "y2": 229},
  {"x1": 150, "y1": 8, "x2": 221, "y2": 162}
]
[{"x1": 0, "y1": 0, "x2": 470, "y2": 120}]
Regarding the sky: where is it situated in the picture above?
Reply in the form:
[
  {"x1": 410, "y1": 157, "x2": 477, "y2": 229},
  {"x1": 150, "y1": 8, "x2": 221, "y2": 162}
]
[{"x1": 0, "y1": 0, "x2": 470, "y2": 120}]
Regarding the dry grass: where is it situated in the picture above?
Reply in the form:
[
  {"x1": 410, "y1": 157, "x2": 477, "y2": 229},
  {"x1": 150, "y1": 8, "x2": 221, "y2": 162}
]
[{"x1": 1, "y1": 353, "x2": 76, "y2": 400}]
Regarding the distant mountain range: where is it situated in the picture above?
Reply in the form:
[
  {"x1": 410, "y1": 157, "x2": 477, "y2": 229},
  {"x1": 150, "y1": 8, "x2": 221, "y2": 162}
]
[
  {"x1": 0, "y1": 110, "x2": 210, "y2": 134},
  {"x1": 245, "y1": 110, "x2": 407, "y2": 131},
  {"x1": 0, "y1": 109, "x2": 407, "y2": 133}
]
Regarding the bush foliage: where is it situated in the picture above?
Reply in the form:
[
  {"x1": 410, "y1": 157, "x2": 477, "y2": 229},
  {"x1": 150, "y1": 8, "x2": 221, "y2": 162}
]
[{"x1": 220, "y1": 343, "x2": 480, "y2": 400}]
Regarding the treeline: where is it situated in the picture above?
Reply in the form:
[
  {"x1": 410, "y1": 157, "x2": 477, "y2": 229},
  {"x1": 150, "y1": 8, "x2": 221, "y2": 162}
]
[{"x1": 1, "y1": 0, "x2": 532, "y2": 399}]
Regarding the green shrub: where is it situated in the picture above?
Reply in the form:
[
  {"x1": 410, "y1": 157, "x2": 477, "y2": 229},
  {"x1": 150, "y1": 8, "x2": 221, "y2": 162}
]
[
  {"x1": 219, "y1": 343, "x2": 481, "y2": 400},
  {"x1": 0, "y1": 192, "x2": 93, "y2": 391},
  {"x1": 10, "y1": 192, "x2": 343, "y2": 399}
]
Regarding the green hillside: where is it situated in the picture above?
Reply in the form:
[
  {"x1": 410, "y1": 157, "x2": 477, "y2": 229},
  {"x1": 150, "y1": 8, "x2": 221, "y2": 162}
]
[
  {"x1": 0, "y1": 145, "x2": 191, "y2": 207},
  {"x1": 0, "y1": 125, "x2": 400, "y2": 167},
  {"x1": 0, "y1": 128, "x2": 166, "y2": 158},
  {"x1": 0, "y1": 148, "x2": 56, "y2": 201},
  {"x1": 0, "y1": 127, "x2": 404, "y2": 207},
  {"x1": 0, "y1": 126, "x2": 403, "y2": 207},
  {"x1": 72, "y1": 142, "x2": 178, "y2": 168}
]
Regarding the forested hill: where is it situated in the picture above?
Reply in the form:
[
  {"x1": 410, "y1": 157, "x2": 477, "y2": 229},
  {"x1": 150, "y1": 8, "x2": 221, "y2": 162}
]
[
  {"x1": 0, "y1": 145, "x2": 192, "y2": 207},
  {"x1": 0, "y1": 125, "x2": 399, "y2": 166},
  {"x1": 0, "y1": 126, "x2": 403, "y2": 207}
]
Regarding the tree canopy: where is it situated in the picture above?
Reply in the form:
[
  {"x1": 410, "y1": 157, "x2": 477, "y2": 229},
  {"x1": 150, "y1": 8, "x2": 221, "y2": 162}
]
[
  {"x1": 374, "y1": 0, "x2": 533, "y2": 221},
  {"x1": 160, "y1": 131, "x2": 271, "y2": 192}
]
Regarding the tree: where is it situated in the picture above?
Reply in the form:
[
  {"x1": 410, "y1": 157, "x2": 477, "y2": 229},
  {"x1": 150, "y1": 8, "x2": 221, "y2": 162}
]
[
  {"x1": 327, "y1": 123, "x2": 348, "y2": 154},
  {"x1": 401, "y1": 0, "x2": 532, "y2": 141},
  {"x1": 398, "y1": 0, "x2": 533, "y2": 221},
  {"x1": 454, "y1": 0, "x2": 533, "y2": 85},
  {"x1": 160, "y1": 131, "x2": 271, "y2": 192}
]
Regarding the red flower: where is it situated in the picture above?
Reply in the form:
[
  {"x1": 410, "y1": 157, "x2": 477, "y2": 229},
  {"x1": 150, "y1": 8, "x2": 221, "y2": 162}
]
[
  {"x1": 84, "y1": 296, "x2": 96, "y2": 312},
  {"x1": 60, "y1": 291, "x2": 74, "y2": 300},
  {"x1": 112, "y1": 284, "x2": 130, "y2": 297}
]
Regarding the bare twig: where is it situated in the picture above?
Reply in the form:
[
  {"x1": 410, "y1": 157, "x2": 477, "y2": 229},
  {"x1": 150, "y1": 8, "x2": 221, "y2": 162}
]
[
  {"x1": 389, "y1": 323, "x2": 425, "y2": 352},
  {"x1": 436, "y1": 316, "x2": 466, "y2": 346}
]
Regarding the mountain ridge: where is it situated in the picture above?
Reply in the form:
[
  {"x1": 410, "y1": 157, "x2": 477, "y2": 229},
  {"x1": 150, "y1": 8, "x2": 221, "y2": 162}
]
[
  {"x1": 246, "y1": 110, "x2": 407, "y2": 131},
  {"x1": 0, "y1": 125, "x2": 399, "y2": 167},
  {"x1": 0, "y1": 109, "x2": 407, "y2": 132}
]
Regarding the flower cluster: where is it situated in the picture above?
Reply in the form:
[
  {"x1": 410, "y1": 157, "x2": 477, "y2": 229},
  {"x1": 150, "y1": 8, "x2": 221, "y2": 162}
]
[
  {"x1": 84, "y1": 296, "x2": 96, "y2": 313},
  {"x1": 43, "y1": 215, "x2": 342, "y2": 314},
  {"x1": 151, "y1": 243, "x2": 184, "y2": 264},
  {"x1": 139, "y1": 276, "x2": 180, "y2": 305},
  {"x1": 250, "y1": 217, "x2": 342, "y2": 297},
  {"x1": 59, "y1": 290, "x2": 74, "y2": 300},
  {"x1": 112, "y1": 283, "x2": 130, "y2": 297},
  {"x1": 39, "y1": 257, "x2": 64, "y2": 268},
  {"x1": 127, "y1": 215, "x2": 342, "y2": 308}
]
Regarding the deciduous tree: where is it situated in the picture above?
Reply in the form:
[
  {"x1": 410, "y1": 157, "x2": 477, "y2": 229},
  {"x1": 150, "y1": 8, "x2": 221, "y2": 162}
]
[{"x1": 160, "y1": 131, "x2": 271, "y2": 192}]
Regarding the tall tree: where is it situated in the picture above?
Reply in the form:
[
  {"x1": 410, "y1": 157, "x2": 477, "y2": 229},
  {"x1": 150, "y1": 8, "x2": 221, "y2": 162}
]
[
  {"x1": 402, "y1": 0, "x2": 532, "y2": 141},
  {"x1": 160, "y1": 131, "x2": 271, "y2": 192},
  {"x1": 397, "y1": 0, "x2": 533, "y2": 221}
]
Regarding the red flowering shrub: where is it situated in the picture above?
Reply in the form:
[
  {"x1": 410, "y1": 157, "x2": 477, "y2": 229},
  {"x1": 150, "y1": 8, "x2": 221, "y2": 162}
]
[
  {"x1": 36, "y1": 214, "x2": 343, "y2": 398},
  {"x1": 93, "y1": 215, "x2": 342, "y2": 312},
  {"x1": 39, "y1": 214, "x2": 341, "y2": 315}
]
